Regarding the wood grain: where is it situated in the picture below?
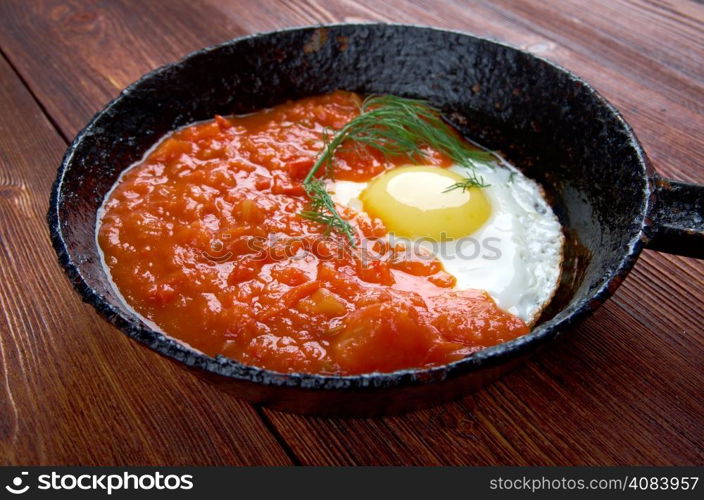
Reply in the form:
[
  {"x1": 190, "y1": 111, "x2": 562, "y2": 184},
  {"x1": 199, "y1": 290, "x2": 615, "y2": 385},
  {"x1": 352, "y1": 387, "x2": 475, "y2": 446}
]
[{"x1": 0, "y1": 0, "x2": 702, "y2": 465}]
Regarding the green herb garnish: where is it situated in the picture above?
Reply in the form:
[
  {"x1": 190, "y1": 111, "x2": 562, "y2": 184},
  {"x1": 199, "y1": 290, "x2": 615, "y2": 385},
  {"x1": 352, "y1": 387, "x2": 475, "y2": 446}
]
[
  {"x1": 301, "y1": 95, "x2": 493, "y2": 245},
  {"x1": 443, "y1": 176, "x2": 490, "y2": 193},
  {"x1": 299, "y1": 178, "x2": 357, "y2": 242}
]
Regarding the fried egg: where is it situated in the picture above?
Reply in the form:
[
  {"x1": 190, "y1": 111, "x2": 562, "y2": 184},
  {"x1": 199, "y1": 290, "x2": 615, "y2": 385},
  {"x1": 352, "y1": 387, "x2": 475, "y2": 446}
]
[{"x1": 330, "y1": 160, "x2": 564, "y2": 325}]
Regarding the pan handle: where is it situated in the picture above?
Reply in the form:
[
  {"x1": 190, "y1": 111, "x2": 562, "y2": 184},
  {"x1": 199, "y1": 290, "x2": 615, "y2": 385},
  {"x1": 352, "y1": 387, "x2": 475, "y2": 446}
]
[{"x1": 646, "y1": 176, "x2": 704, "y2": 259}]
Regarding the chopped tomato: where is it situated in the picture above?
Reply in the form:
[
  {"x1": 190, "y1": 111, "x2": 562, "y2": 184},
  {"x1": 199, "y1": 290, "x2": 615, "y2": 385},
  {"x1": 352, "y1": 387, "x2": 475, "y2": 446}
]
[{"x1": 98, "y1": 91, "x2": 528, "y2": 374}]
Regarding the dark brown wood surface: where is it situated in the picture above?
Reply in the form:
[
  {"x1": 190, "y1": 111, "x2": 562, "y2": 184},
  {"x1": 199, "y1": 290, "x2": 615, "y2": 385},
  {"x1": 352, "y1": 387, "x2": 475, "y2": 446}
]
[{"x1": 0, "y1": 0, "x2": 702, "y2": 465}]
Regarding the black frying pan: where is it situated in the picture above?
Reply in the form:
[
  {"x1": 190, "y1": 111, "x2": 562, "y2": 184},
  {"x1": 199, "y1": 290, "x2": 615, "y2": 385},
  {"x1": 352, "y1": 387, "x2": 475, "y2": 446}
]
[{"x1": 48, "y1": 24, "x2": 704, "y2": 416}]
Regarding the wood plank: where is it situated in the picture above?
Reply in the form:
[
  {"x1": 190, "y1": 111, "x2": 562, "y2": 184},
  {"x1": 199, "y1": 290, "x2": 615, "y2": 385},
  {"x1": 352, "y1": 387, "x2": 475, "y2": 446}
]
[
  {"x1": 0, "y1": 0, "x2": 701, "y2": 465},
  {"x1": 0, "y1": 52, "x2": 292, "y2": 465},
  {"x1": 0, "y1": 0, "x2": 249, "y2": 137}
]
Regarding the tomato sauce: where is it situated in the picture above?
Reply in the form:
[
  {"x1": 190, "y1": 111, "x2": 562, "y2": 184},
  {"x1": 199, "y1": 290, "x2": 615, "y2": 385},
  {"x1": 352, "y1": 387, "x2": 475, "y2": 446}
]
[{"x1": 98, "y1": 91, "x2": 528, "y2": 374}]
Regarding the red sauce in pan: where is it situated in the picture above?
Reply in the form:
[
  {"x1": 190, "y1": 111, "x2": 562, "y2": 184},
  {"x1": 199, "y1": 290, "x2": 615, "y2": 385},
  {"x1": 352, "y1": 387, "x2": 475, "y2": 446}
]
[{"x1": 98, "y1": 91, "x2": 528, "y2": 374}]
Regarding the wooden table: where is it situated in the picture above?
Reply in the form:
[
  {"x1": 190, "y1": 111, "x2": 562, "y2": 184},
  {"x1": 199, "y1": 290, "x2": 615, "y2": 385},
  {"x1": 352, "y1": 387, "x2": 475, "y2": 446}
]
[{"x1": 1, "y1": 0, "x2": 702, "y2": 466}]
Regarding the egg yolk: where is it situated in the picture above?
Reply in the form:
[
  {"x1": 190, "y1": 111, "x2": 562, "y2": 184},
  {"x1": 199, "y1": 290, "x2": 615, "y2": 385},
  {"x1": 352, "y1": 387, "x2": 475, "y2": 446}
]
[{"x1": 360, "y1": 165, "x2": 491, "y2": 240}]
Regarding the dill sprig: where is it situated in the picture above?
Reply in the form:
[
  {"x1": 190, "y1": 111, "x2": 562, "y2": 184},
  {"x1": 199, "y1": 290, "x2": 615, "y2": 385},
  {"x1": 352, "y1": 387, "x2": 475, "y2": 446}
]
[
  {"x1": 301, "y1": 95, "x2": 493, "y2": 244},
  {"x1": 444, "y1": 177, "x2": 490, "y2": 193},
  {"x1": 300, "y1": 178, "x2": 356, "y2": 242}
]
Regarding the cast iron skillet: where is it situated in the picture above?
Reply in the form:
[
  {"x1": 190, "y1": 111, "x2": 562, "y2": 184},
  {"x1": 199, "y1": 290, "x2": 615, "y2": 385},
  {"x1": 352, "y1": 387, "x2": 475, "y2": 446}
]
[{"x1": 48, "y1": 24, "x2": 704, "y2": 416}]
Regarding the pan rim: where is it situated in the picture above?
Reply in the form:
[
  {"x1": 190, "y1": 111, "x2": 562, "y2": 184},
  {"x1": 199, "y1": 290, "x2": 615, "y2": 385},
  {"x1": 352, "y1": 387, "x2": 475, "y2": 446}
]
[{"x1": 47, "y1": 22, "x2": 655, "y2": 391}]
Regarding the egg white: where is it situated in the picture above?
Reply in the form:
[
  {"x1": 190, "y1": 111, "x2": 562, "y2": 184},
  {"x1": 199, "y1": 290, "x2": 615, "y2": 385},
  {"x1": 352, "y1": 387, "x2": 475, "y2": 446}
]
[{"x1": 329, "y1": 162, "x2": 564, "y2": 325}]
